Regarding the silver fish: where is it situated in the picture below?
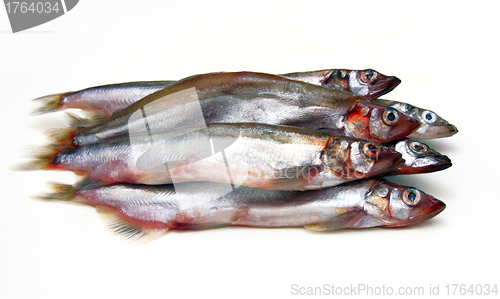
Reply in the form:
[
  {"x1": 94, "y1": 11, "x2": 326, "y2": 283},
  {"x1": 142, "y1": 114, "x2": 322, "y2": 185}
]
[
  {"x1": 50, "y1": 72, "x2": 418, "y2": 146},
  {"x1": 24, "y1": 123, "x2": 404, "y2": 190},
  {"x1": 40, "y1": 179, "x2": 446, "y2": 243},
  {"x1": 33, "y1": 69, "x2": 456, "y2": 139},
  {"x1": 32, "y1": 69, "x2": 398, "y2": 117}
]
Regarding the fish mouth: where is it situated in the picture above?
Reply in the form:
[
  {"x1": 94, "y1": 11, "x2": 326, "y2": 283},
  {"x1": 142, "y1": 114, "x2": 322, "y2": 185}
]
[
  {"x1": 395, "y1": 154, "x2": 452, "y2": 175},
  {"x1": 367, "y1": 77, "x2": 401, "y2": 100},
  {"x1": 383, "y1": 77, "x2": 402, "y2": 94},
  {"x1": 416, "y1": 200, "x2": 446, "y2": 222},
  {"x1": 414, "y1": 161, "x2": 452, "y2": 174},
  {"x1": 387, "y1": 161, "x2": 452, "y2": 175},
  {"x1": 385, "y1": 113, "x2": 420, "y2": 143},
  {"x1": 447, "y1": 124, "x2": 459, "y2": 135},
  {"x1": 409, "y1": 122, "x2": 459, "y2": 139},
  {"x1": 426, "y1": 156, "x2": 452, "y2": 172},
  {"x1": 385, "y1": 200, "x2": 446, "y2": 228}
]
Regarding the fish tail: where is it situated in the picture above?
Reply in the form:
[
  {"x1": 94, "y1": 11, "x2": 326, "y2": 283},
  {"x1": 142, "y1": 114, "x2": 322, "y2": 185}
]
[
  {"x1": 31, "y1": 93, "x2": 68, "y2": 115},
  {"x1": 46, "y1": 113, "x2": 105, "y2": 145},
  {"x1": 10, "y1": 146, "x2": 66, "y2": 171},
  {"x1": 35, "y1": 183, "x2": 76, "y2": 201},
  {"x1": 65, "y1": 112, "x2": 107, "y2": 130},
  {"x1": 44, "y1": 128, "x2": 77, "y2": 146},
  {"x1": 65, "y1": 112, "x2": 93, "y2": 129}
]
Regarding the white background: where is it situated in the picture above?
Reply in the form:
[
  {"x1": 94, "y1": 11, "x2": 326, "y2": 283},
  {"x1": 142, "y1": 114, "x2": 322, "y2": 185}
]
[{"x1": 1, "y1": 1, "x2": 499, "y2": 298}]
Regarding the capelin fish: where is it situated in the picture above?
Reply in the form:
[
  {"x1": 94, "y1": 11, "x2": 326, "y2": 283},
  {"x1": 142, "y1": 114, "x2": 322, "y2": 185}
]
[
  {"x1": 21, "y1": 123, "x2": 404, "y2": 190},
  {"x1": 386, "y1": 139, "x2": 452, "y2": 175},
  {"x1": 372, "y1": 99, "x2": 458, "y2": 139},
  {"x1": 32, "y1": 69, "x2": 398, "y2": 117},
  {"x1": 50, "y1": 72, "x2": 418, "y2": 146},
  {"x1": 283, "y1": 68, "x2": 401, "y2": 100},
  {"x1": 39, "y1": 179, "x2": 446, "y2": 243}
]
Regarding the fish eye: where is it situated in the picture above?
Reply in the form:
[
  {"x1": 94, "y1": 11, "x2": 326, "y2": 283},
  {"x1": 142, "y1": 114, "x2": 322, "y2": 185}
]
[
  {"x1": 382, "y1": 108, "x2": 400, "y2": 126},
  {"x1": 360, "y1": 69, "x2": 378, "y2": 83},
  {"x1": 403, "y1": 188, "x2": 421, "y2": 206},
  {"x1": 409, "y1": 141, "x2": 428, "y2": 153},
  {"x1": 362, "y1": 142, "x2": 379, "y2": 159},
  {"x1": 422, "y1": 110, "x2": 437, "y2": 124}
]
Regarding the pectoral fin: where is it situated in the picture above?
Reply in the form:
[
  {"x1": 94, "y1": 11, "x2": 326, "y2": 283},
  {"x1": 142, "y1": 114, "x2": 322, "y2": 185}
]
[
  {"x1": 266, "y1": 165, "x2": 323, "y2": 190},
  {"x1": 304, "y1": 210, "x2": 366, "y2": 231},
  {"x1": 96, "y1": 206, "x2": 167, "y2": 245}
]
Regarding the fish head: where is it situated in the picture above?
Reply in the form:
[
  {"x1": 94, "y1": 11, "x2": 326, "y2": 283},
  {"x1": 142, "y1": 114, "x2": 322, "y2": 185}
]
[
  {"x1": 360, "y1": 69, "x2": 401, "y2": 100},
  {"x1": 387, "y1": 101, "x2": 459, "y2": 139},
  {"x1": 322, "y1": 139, "x2": 404, "y2": 180},
  {"x1": 361, "y1": 179, "x2": 446, "y2": 228},
  {"x1": 391, "y1": 139, "x2": 452, "y2": 175},
  {"x1": 344, "y1": 100, "x2": 420, "y2": 143},
  {"x1": 323, "y1": 69, "x2": 401, "y2": 100}
]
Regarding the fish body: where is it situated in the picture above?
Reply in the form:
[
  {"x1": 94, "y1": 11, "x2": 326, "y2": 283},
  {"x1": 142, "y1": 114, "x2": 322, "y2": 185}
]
[
  {"x1": 31, "y1": 123, "x2": 404, "y2": 190},
  {"x1": 33, "y1": 69, "x2": 398, "y2": 117},
  {"x1": 42, "y1": 179, "x2": 445, "y2": 242},
  {"x1": 33, "y1": 70, "x2": 456, "y2": 140},
  {"x1": 54, "y1": 72, "x2": 418, "y2": 146}
]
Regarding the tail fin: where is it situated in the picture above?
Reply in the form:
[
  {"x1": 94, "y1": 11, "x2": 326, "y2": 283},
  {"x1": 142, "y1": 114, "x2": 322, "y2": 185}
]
[
  {"x1": 34, "y1": 183, "x2": 76, "y2": 201},
  {"x1": 43, "y1": 113, "x2": 104, "y2": 145},
  {"x1": 10, "y1": 146, "x2": 65, "y2": 171},
  {"x1": 44, "y1": 128, "x2": 77, "y2": 146},
  {"x1": 64, "y1": 112, "x2": 107, "y2": 130},
  {"x1": 31, "y1": 93, "x2": 68, "y2": 115},
  {"x1": 65, "y1": 112, "x2": 93, "y2": 129}
]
